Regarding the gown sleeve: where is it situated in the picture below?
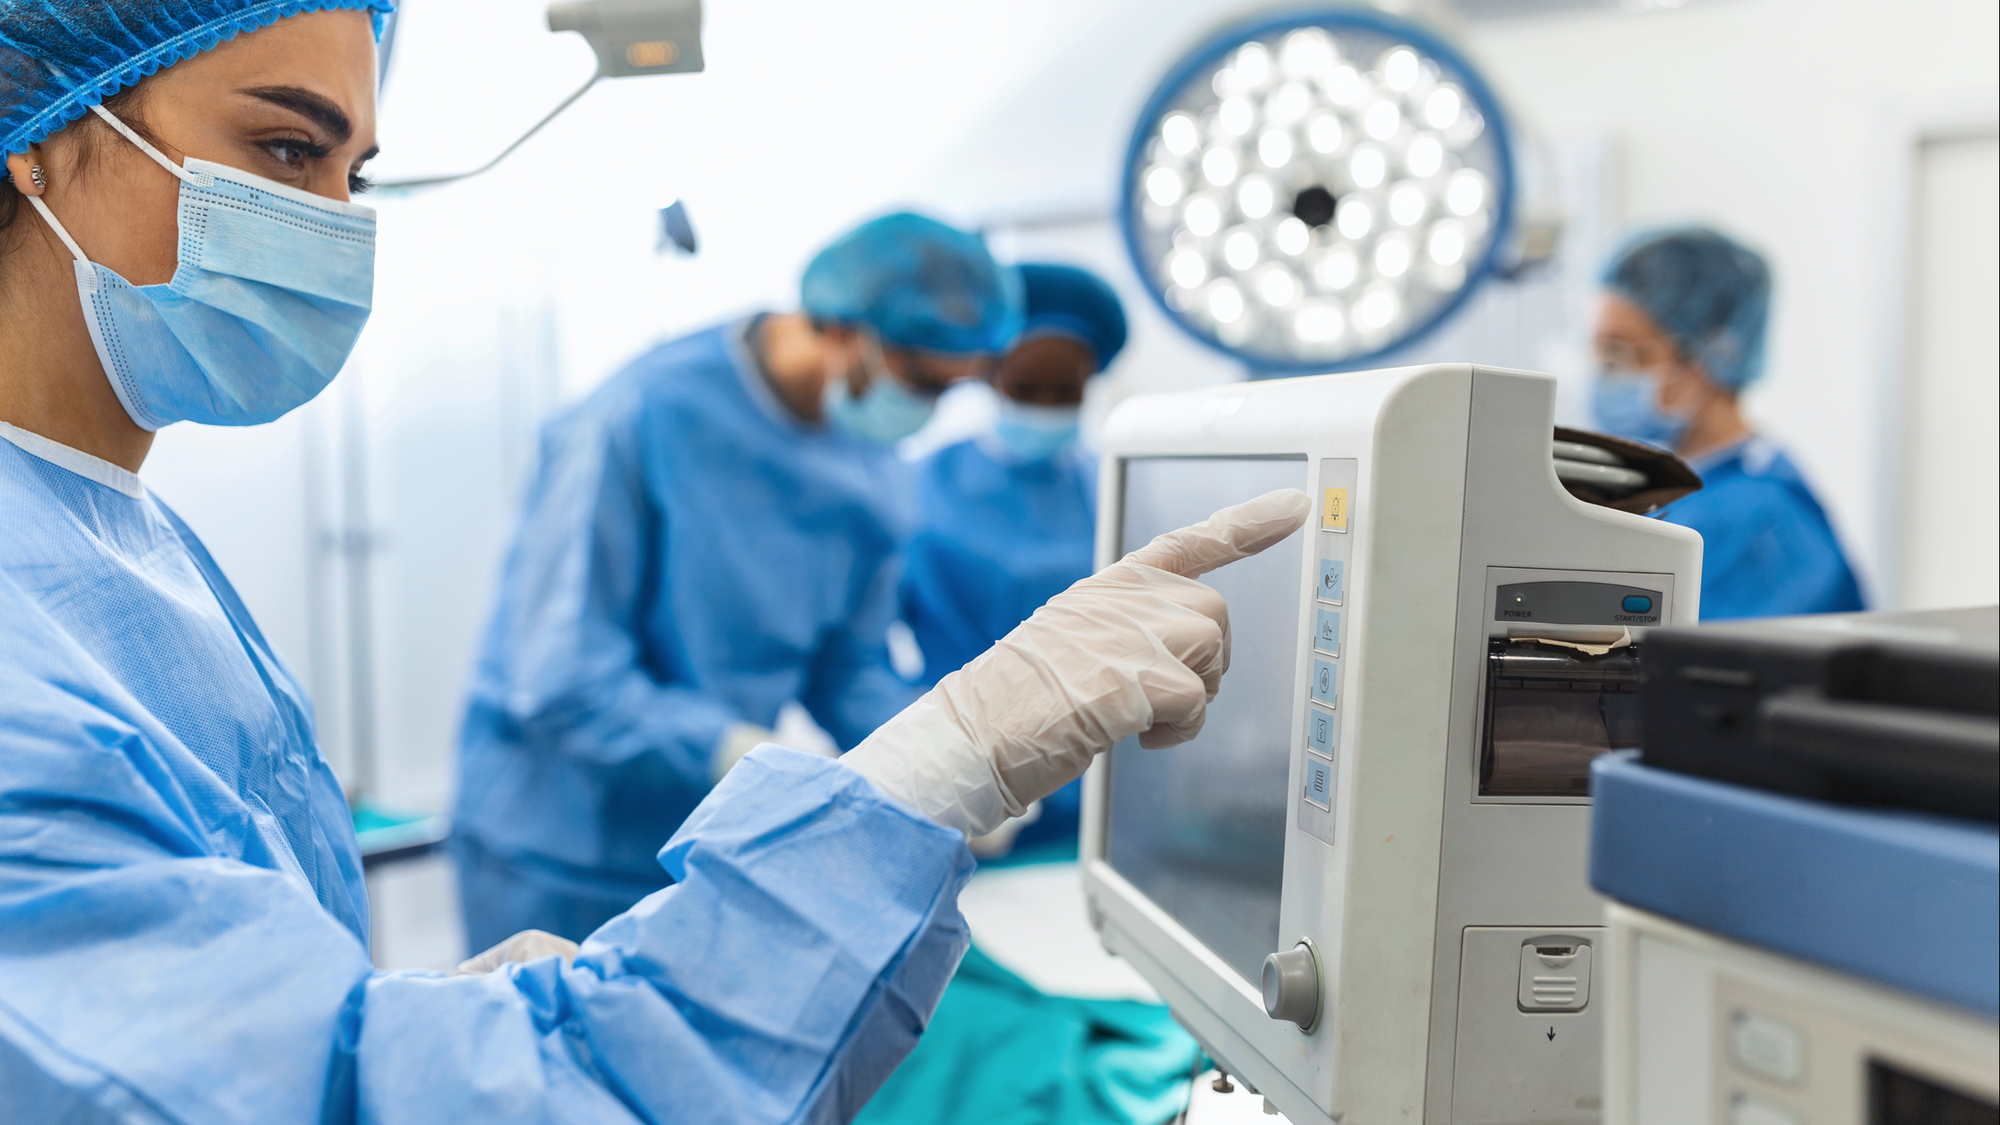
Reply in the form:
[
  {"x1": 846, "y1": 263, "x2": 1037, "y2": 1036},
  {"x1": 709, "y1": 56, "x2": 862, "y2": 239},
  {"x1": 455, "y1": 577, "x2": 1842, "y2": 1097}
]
[{"x1": 0, "y1": 645, "x2": 972, "y2": 1125}]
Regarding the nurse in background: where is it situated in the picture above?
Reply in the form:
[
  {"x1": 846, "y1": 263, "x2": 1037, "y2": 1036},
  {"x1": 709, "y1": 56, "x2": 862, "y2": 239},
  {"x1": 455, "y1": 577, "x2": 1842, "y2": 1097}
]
[
  {"x1": 901, "y1": 262, "x2": 1127, "y2": 850},
  {"x1": 1592, "y1": 226, "x2": 1865, "y2": 619}
]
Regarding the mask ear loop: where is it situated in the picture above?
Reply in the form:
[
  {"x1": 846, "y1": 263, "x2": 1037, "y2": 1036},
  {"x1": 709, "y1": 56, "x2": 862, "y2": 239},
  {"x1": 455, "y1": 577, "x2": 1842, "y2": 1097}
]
[
  {"x1": 23, "y1": 195, "x2": 89, "y2": 264},
  {"x1": 84, "y1": 103, "x2": 214, "y2": 188},
  {"x1": 19, "y1": 99, "x2": 214, "y2": 266}
]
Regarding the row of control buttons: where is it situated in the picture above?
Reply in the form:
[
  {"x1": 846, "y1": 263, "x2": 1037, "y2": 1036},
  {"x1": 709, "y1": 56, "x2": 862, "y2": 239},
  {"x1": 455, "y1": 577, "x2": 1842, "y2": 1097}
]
[{"x1": 1302, "y1": 476, "x2": 1350, "y2": 827}]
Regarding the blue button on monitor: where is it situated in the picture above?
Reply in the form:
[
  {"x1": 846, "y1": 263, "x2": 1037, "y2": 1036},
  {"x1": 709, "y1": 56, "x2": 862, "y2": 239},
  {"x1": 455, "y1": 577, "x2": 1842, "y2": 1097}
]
[
  {"x1": 1314, "y1": 608, "x2": 1341, "y2": 656},
  {"x1": 1302, "y1": 754, "x2": 1333, "y2": 810},
  {"x1": 1317, "y1": 559, "x2": 1344, "y2": 603},
  {"x1": 1311, "y1": 658, "x2": 1338, "y2": 707},
  {"x1": 1622, "y1": 595, "x2": 1654, "y2": 613},
  {"x1": 1307, "y1": 705, "x2": 1334, "y2": 754}
]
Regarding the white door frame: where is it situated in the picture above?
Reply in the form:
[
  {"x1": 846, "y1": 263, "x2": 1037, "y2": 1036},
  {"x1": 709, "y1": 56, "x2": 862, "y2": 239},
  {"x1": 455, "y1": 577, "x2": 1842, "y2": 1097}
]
[{"x1": 1864, "y1": 96, "x2": 1999, "y2": 610}]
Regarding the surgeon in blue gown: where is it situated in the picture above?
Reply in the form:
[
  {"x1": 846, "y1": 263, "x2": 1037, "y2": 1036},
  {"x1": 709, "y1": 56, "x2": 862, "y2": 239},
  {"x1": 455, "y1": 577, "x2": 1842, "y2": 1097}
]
[
  {"x1": 901, "y1": 262, "x2": 1127, "y2": 851},
  {"x1": 451, "y1": 212, "x2": 1020, "y2": 950},
  {"x1": 0, "y1": 5, "x2": 1313, "y2": 1120},
  {"x1": 1591, "y1": 227, "x2": 1865, "y2": 619}
]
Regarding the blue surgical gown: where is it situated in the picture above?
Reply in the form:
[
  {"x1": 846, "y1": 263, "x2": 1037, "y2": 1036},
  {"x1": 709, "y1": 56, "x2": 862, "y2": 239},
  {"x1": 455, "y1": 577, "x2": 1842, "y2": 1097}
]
[
  {"x1": 900, "y1": 438, "x2": 1097, "y2": 847},
  {"x1": 900, "y1": 438, "x2": 1098, "y2": 685},
  {"x1": 1661, "y1": 436, "x2": 1866, "y2": 620},
  {"x1": 0, "y1": 424, "x2": 972, "y2": 1123},
  {"x1": 455, "y1": 318, "x2": 919, "y2": 946}
]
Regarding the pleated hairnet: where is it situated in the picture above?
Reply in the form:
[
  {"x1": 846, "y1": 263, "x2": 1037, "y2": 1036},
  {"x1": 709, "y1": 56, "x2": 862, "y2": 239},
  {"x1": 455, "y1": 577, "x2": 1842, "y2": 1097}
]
[
  {"x1": 1601, "y1": 226, "x2": 1773, "y2": 391},
  {"x1": 1016, "y1": 262, "x2": 1128, "y2": 373},
  {"x1": 2, "y1": 0, "x2": 395, "y2": 157},
  {"x1": 801, "y1": 212, "x2": 1023, "y2": 357}
]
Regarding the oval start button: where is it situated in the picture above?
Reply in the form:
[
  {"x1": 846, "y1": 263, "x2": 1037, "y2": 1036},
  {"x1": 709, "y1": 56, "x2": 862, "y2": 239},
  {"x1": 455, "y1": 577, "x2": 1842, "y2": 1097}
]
[{"x1": 1621, "y1": 595, "x2": 1654, "y2": 614}]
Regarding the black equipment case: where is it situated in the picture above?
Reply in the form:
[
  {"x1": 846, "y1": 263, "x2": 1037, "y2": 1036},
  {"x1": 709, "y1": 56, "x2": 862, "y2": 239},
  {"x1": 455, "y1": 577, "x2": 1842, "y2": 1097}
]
[{"x1": 1640, "y1": 606, "x2": 2000, "y2": 823}]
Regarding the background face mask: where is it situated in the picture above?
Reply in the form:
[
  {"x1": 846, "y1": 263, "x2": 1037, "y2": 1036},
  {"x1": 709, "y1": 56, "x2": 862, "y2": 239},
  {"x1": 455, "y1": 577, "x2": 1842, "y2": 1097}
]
[
  {"x1": 1591, "y1": 368, "x2": 1693, "y2": 451},
  {"x1": 28, "y1": 106, "x2": 376, "y2": 430},
  {"x1": 993, "y1": 399, "x2": 1080, "y2": 463},
  {"x1": 822, "y1": 335, "x2": 937, "y2": 446}
]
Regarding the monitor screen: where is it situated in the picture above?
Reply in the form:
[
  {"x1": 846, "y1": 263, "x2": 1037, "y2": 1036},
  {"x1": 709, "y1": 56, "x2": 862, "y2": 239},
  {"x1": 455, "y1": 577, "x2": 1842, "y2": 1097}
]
[{"x1": 1105, "y1": 456, "x2": 1309, "y2": 985}]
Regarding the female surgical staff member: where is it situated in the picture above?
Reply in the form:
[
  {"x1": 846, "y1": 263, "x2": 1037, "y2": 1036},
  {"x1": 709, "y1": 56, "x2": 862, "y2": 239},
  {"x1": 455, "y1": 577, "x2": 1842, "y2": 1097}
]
[
  {"x1": 1592, "y1": 226, "x2": 1865, "y2": 619},
  {"x1": 0, "y1": 3, "x2": 1315, "y2": 1120},
  {"x1": 901, "y1": 262, "x2": 1127, "y2": 851}
]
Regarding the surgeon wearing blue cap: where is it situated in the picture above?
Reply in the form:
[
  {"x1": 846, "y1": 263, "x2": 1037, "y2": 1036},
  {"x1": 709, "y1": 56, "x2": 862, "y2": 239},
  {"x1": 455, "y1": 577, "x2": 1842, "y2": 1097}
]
[
  {"x1": 451, "y1": 212, "x2": 1024, "y2": 950},
  {"x1": 1592, "y1": 226, "x2": 1864, "y2": 619},
  {"x1": 900, "y1": 263, "x2": 1127, "y2": 851},
  {"x1": 0, "y1": 4, "x2": 1316, "y2": 1118}
]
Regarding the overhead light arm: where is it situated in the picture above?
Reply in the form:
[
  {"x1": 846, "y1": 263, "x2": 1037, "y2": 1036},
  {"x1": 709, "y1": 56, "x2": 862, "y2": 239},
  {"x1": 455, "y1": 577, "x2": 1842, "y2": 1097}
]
[
  {"x1": 380, "y1": 68, "x2": 602, "y2": 190},
  {"x1": 379, "y1": 0, "x2": 702, "y2": 192}
]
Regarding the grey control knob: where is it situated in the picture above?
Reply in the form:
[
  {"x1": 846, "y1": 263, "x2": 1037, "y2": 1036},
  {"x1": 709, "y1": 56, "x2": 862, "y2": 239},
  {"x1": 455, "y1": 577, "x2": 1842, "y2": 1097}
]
[{"x1": 1261, "y1": 942, "x2": 1321, "y2": 1030}]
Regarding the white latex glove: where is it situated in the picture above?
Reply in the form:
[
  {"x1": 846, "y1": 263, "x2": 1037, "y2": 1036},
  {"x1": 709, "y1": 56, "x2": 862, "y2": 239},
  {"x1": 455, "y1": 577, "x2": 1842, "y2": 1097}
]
[
  {"x1": 710, "y1": 722, "x2": 780, "y2": 784},
  {"x1": 453, "y1": 928, "x2": 579, "y2": 975},
  {"x1": 968, "y1": 799, "x2": 1041, "y2": 859},
  {"x1": 842, "y1": 488, "x2": 1312, "y2": 837}
]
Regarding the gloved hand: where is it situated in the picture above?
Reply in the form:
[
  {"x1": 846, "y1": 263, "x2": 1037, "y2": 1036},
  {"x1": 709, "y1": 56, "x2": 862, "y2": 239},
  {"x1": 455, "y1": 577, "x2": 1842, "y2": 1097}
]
[
  {"x1": 711, "y1": 722, "x2": 781, "y2": 784},
  {"x1": 712, "y1": 719, "x2": 839, "y2": 784},
  {"x1": 842, "y1": 488, "x2": 1312, "y2": 837},
  {"x1": 453, "y1": 928, "x2": 579, "y2": 975}
]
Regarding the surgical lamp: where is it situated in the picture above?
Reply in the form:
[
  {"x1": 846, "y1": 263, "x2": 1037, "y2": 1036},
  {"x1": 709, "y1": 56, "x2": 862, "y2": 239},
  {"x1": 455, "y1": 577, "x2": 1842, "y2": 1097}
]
[
  {"x1": 381, "y1": 0, "x2": 703, "y2": 190},
  {"x1": 1121, "y1": 9, "x2": 1515, "y2": 372}
]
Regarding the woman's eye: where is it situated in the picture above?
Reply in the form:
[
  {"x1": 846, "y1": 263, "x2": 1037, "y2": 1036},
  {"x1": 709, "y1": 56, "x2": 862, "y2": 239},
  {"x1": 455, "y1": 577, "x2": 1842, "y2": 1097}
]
[
  {"x1": 263, "y1": 138, "x2": 319, "y2": 168},
  {"x1": 348, "y1": 171, "x2": 376, "y2": 195}
]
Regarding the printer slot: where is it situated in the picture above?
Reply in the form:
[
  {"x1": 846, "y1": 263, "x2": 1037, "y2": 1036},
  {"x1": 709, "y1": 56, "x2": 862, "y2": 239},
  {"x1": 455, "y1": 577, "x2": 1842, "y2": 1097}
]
[{"x1": 1480, "y1": 639, "x2": 1643, "y2": 797}]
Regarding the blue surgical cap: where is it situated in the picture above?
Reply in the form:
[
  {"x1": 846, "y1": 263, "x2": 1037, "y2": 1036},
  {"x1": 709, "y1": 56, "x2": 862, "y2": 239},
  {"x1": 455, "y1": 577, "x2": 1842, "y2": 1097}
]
[
  {"x1": 1601, "y1": 225, "x2": 1773, "y2": 392},
  {"x1": 800, "y1": 212, "x2": 1022, "y2": 357},
  {"x1": 1, "y1": 0, "x2": 396, "y2": 157},
  {"x1": 1016, "y1": 262, "x2": 1128, "y2": 374}
]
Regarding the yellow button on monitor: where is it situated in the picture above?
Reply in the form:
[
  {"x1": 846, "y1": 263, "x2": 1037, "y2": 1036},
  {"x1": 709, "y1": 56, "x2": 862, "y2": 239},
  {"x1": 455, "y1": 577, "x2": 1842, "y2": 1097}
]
[{"x1": 1321, "y1": 488, "x2": 1349, "y2": 531}]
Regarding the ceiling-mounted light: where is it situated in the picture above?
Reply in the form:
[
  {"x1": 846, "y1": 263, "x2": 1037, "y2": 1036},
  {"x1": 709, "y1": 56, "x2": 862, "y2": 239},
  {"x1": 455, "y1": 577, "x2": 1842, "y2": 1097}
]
[
  {"x1": 383, "y1": 0, "x2": 703, "y2": 190},
  {"x1": 1121, "y1": 9, "x2": 1515, "y2": 372}
]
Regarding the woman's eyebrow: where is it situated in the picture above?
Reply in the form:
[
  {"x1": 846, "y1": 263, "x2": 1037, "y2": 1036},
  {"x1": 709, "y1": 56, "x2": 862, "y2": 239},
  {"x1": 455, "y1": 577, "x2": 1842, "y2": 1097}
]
[{"x1": 239, "y1": 85, "x2": 353, "y2": 144}]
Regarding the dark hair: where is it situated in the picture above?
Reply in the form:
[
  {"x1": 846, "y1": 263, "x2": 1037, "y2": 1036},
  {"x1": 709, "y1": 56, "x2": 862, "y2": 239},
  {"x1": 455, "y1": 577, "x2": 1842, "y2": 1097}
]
[{"x1": 0, "y1": 84, "x2": 150, "y2": 242}]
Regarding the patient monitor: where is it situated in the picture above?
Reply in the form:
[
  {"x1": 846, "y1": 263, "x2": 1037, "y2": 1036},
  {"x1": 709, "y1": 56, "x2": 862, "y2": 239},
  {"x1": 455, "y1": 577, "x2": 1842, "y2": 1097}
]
[{"x1": 1079, "y1": 365, "x2": 1702, "y2": 1124}]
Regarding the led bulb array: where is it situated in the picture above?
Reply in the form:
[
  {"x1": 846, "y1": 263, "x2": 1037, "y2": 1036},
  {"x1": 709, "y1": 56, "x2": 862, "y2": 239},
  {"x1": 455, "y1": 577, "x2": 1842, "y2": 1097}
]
[{"x1": 1125, "y1": 14, "x2": 1511, "y2": 368}]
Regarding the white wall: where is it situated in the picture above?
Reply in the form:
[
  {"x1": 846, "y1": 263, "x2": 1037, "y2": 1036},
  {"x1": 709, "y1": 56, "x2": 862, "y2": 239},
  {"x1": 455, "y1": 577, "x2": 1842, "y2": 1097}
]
[
  {"x1": 1455, "y1": 0, "x2": 1999, "y2": 603},
  {"x1": 139, "y1": 0, "x2": 1998, "y2": 813},
  {"x1": 1900, "y1": 132, "x2": 2000, "y2": 609}
]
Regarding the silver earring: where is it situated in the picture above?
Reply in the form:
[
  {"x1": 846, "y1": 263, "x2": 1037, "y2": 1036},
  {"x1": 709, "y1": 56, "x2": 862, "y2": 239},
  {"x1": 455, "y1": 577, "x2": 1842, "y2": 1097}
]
[{"x1": 29, "y1": 165, "x2": 46, "y2": 189}]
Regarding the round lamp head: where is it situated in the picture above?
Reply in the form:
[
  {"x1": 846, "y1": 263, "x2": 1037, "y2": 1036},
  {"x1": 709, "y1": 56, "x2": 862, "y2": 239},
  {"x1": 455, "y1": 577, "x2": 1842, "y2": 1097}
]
[{"x1": 1122, "y1": 9, "x2": 1515, "y2": 372}]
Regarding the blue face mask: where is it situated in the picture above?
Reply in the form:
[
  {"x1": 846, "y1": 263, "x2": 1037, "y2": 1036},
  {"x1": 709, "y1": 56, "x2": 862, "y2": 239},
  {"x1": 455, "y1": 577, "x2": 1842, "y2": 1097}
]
[
  {"x1": 822, "y1": 334, "x2": 938, "y2": 446},
  {"x1": 27, "y1": 105, "x2": 375, "y2": 431},
  {"x1": 1591, "y1": 368, "x2": 1693, "y2": 451},
  {"x1": 993, "y1": 399, "x2": 1080, "y2": 463}
]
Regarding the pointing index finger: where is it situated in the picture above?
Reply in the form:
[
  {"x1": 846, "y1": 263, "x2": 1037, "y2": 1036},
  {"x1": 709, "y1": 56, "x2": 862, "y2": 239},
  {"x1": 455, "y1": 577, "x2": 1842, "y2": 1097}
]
[{"x1": 1122, "y1": 488, "x2": 1314, "y2": 579}]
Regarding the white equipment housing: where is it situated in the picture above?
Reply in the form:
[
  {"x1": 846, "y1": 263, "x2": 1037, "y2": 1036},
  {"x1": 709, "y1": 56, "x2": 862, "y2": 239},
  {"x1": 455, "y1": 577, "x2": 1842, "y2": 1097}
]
[
  {"x1": 1602, "y1": 904, "x2": 2000, "y2": 1124},
  {"x1": 1080, "y1": 365, "x2": 1702, "y2": 1124}
]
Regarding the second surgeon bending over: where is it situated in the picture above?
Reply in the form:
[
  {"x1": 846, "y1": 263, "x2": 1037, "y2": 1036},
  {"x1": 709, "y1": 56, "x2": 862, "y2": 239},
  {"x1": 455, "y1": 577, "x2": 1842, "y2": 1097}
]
[{"x1": 452, "y1": 214, "x2": 1019, "y2": 950}]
